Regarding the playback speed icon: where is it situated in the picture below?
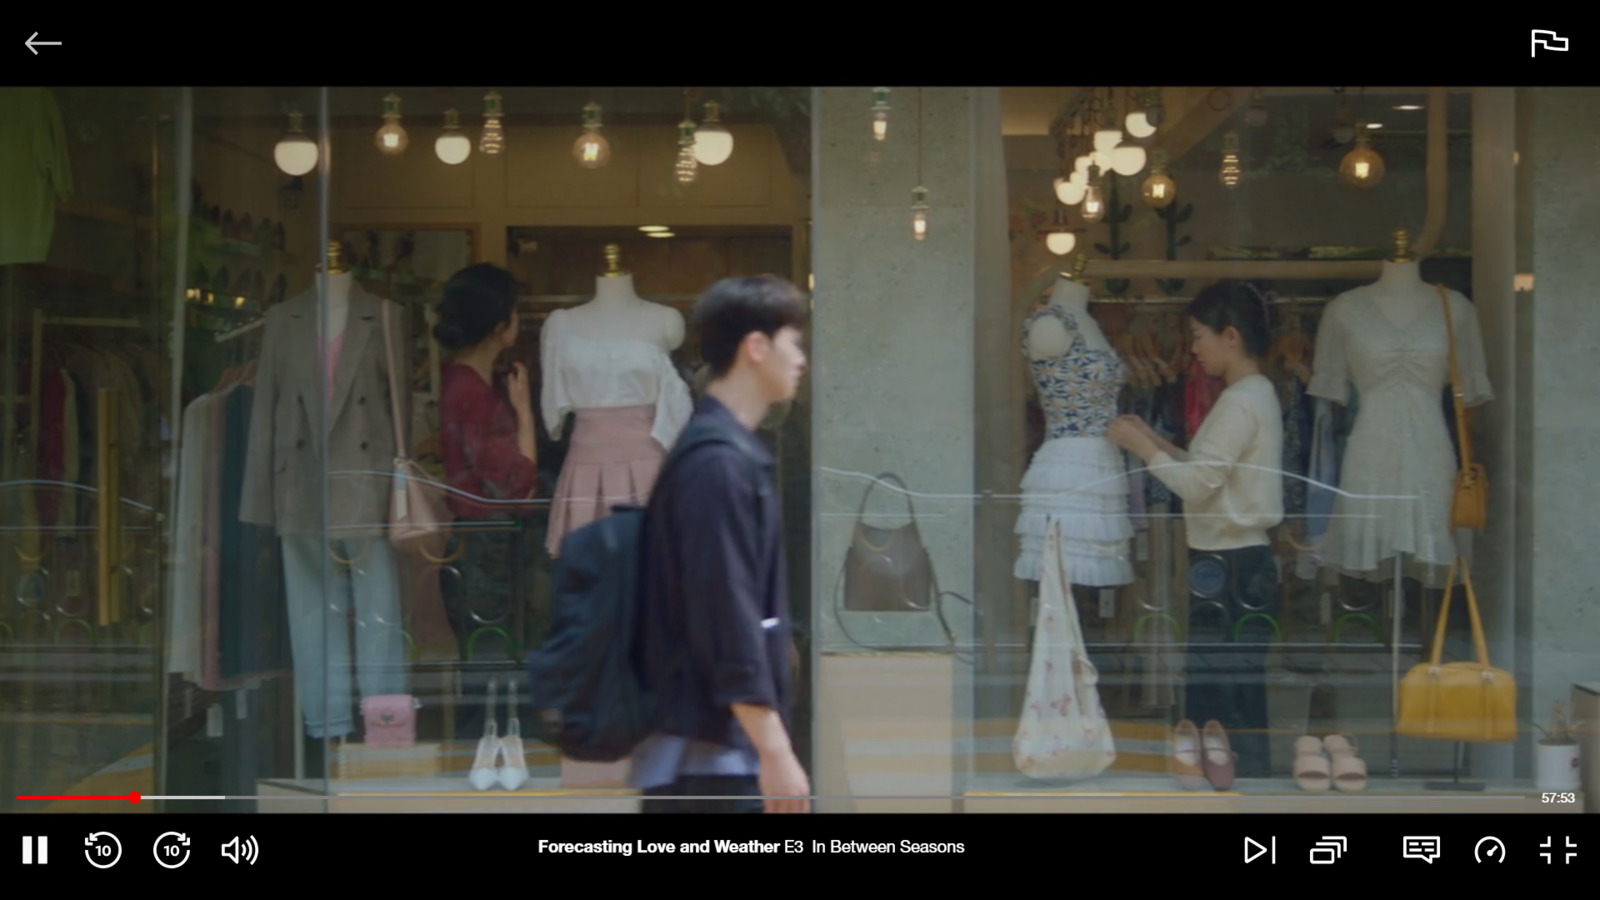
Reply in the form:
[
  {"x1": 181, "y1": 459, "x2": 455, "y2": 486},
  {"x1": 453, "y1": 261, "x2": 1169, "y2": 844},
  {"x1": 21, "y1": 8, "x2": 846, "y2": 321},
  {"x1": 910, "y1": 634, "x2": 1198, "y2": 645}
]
[{"x1": 221, "y1": 835, "x2": 260, "y2": 865}]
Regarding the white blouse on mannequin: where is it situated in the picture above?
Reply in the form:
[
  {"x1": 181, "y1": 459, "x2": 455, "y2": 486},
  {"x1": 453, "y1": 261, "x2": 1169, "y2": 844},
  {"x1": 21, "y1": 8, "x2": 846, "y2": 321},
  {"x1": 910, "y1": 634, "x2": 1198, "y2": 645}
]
[{"x1": 540, "y1": 307, "x2": 693, "y2": 452}]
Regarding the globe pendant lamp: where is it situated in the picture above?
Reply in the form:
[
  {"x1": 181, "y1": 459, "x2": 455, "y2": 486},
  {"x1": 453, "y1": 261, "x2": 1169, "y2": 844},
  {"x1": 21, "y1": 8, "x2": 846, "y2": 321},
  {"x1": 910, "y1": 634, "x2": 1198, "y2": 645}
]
[
  {"x1": 1111, "y1": 143, "x2": 1147, "y2": 177},
  {"x1": 274, "y1": 110, "x2": 318, "y2": 176},
  {"x1": 435, "y1": 109, "x2": 471, "y2": 165},
  {"x1": 693, "y1": 101, "x2": 734, "y2": 166}
]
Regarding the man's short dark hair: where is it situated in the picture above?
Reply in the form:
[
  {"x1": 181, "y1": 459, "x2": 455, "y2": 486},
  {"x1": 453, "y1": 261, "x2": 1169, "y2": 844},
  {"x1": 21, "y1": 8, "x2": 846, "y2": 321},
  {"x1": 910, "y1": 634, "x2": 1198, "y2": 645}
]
[{"x1": 692, "y1": 275, "x2": 808, "y2": 378}]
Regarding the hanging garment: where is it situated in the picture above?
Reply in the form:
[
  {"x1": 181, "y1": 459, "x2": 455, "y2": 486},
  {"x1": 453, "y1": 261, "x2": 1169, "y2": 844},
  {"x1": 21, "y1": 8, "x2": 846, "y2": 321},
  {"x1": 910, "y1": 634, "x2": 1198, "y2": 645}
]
[
  {"x1": 1013, "y1": 519, "x2": 1118, "y2": 781},
  {"x1": 1307, "y1": 286, "x2": 1492, "y2": 586},
  {"x1": 1014, "y1": 304, "x2": 1134, "y2": 586},
  {"x1": 0, "y1": 88, "x2": 73, "y2": 265}
]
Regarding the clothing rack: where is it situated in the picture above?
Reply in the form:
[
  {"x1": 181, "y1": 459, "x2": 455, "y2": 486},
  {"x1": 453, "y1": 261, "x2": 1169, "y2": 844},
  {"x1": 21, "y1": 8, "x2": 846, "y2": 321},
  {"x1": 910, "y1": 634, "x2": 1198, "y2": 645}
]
[
  {"x1": 1084, "y1": 295, "x2": 1332, "y2": 305},
  {"x1": 214, "y1": 316, "x2": 265, "y2": 343}
]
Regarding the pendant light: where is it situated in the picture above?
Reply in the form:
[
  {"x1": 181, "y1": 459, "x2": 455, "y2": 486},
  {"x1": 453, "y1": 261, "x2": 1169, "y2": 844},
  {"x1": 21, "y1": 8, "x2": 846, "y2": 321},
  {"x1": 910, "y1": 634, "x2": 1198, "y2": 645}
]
[
  {"x1": 274, "y1": 110, "x2": 318, "y2": 176},
  {"x1": 1245, "y1": 88, "x2": 1268, "y2": 128},
  {"x1": 1045, "y1": 211, "x2": 1076, "y2": 255},
  {"x1": 479, "y1": 91, "x2": 504, "y2": 155},
  {"x1": 1055, "y1": 175, "x2": 1086, "y2": 206},
  {"x1": 435, "y1": 109, "x2": 471, "y2": 165},
  {"x1": 1125, "y1": 87, "x2": 1157, "y2": 138},
  {"x1": 1094, "y1": 127, "x2": 1123, "y2": 154},
  {"x1": 871, "y1": 87, "x2": 891, "y2": 141},
  {"x1": 374, "y1": 93, "x2": 408, "y2": 155},
  {"x1": 910, "y1": 89, "x2": 928, "y2": 241},
  {"x1": 676, "y1": 118, "x2": 699, "y2": 184},
  {"x1": 572, "y1": 101, "x2": 611, "y2": 169},
  {"x1": 693, "y1": 101, "x2": 734, "y2": 165},
  {"x1": 1338, "y1": 123, "x2": 1385, "y2": 188},
  {"x1": 1111, "y1": 143, "x2": 1147, "y2": 177},
  {"x1": 1219, "y1": 131, "x2": 1242, "y2": 188},
  {"x1": 1141, "y1": 151, "x2": 1176, "y2": 208},
  {"x1": 1143, "y1": 89, "x2": 1166, "y2": 128},
  {"x1": 1081, "y1": 166, "x2": 1106, "y2": 223}
]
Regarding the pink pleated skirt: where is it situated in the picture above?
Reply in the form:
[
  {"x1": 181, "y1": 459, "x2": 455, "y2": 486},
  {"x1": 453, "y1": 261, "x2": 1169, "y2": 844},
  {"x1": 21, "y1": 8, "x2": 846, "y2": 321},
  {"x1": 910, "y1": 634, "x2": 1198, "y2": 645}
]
[{"x1": 545, "y1": 404, "x2": 665, "y2": 560}]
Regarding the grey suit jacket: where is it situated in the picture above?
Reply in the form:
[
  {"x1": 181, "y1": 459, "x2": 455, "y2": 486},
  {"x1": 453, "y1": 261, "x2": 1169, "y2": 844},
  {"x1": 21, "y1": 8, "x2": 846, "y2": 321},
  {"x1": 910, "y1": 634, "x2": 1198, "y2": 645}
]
[{"x1": 239, "y1": 283, "x2": 413, "y2": 537}]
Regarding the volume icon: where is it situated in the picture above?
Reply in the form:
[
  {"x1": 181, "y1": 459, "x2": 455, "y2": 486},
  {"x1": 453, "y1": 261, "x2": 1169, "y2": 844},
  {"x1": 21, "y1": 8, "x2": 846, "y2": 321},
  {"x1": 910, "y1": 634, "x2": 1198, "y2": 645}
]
[{"x1": 221, "y1": 835, "x2": 259, "y2": 865}]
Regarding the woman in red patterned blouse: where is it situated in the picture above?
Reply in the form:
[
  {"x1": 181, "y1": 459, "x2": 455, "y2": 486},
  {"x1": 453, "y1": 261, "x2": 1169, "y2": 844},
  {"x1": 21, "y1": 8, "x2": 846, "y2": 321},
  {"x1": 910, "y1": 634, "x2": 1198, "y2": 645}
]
[{"x1": 432, "y1": 263, "x2": 541, "y2": 736}]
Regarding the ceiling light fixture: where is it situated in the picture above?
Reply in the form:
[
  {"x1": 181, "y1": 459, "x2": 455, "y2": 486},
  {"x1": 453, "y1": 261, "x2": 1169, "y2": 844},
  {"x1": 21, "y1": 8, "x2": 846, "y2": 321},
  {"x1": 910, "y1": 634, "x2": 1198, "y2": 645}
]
[
  {"x1": 1219, "y1": 131, "x2": 1243, "y2": 188},
  {"x1": 374, "y1": 93, "x2": 408, "y2": 155},
  {"x1": 274, "y1": 110, "x2": 318, "y2": 176},
  {"x1": 871, "y1": 87, "x2": 891, "y2": 141},
  {"x1": 1394, "y1": 103, "x2": 1424, "y2": 111},
  {"x1": 676, "y1": 118, "x2": 699, "y2": 184},
  {"x1": 639, "y1": 226, "x2": 669, "y2": 232},
  {"x1": 480, "y1": 91, "x2": 504, "y2": 155},
  {"x1": 648, "y1": 231, "x2": 675, "y2": 238},
  {"x1": 572, "y1": 101, "x2": 611, "y2": 169},
  {"x1": 693, "y1": 101, "x2": 734, "y2": 165},
  {"x1": 1339, "y1": 123, "x2": 1385, "y2": 188},
  {"x1": 1141, "y1": 151, "x2": 1176, "y2": 208},
  {"x1": 435, "y1": 109, "x2": 471, "y2": 165}
]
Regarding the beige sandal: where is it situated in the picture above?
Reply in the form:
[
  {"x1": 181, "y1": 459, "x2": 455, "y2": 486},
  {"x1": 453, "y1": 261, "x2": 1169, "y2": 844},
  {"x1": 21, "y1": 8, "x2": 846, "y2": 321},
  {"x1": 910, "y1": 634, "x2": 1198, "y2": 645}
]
[
  {"x1": 1171, "y1": 720, "x2": 1208, "y2": 791},
  {"x1": 1293, "y1": 736, "x2": 1331, "y2": 792},
  {"x1": 1323, "y1": 734, "x2": 1368, "y2": 793}
]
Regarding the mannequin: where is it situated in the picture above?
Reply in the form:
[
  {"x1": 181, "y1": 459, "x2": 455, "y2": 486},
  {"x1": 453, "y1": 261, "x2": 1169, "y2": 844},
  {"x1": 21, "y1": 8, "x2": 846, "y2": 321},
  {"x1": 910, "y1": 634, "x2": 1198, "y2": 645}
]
[
  {"x1": 1013, "y1": 255, "x2": 1135, "y2": 587},
  {"x1": 239, "y1": 240, "x2": 408, "y2": 748},
  {"x1": 539, "y1": 244, "x2": 693, "y2": 787},
  {"x1": 1306, "y1": 229, "x2": 1493, "y2": 587}
]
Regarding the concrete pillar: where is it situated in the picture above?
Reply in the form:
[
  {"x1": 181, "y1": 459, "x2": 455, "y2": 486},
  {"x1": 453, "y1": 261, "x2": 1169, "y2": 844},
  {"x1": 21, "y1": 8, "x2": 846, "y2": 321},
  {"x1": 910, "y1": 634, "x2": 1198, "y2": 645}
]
[
  {"x1": 1518, "y1": 88, "x2": 1600, "y2": 764},
  {"x1": 809, "y1": 87, "x2": 1009, "y2": 811}
]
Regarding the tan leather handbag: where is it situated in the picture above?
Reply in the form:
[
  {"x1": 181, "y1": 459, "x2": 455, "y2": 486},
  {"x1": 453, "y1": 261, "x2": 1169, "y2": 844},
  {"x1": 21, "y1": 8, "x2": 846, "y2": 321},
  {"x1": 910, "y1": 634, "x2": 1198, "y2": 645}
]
[
  {"x1": 833, "y1": 473, "x2": 972, "y2": 660},
  {"x1": 382, "y1": 302, "x2": 453, "y2": 553},
  {"x1": 1437, "y1": 284, "x2": 1487, "y2": 532},
  {"x1": 1395, "y1": 553, "x2": 1515, "y2": 743}
]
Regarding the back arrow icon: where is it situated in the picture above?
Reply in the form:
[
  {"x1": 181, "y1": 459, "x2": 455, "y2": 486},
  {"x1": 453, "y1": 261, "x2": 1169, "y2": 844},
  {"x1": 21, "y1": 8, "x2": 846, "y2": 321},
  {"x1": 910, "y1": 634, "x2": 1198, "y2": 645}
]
[{"x1": 26, "y1": 32, "x2": 63, "y2": 55}]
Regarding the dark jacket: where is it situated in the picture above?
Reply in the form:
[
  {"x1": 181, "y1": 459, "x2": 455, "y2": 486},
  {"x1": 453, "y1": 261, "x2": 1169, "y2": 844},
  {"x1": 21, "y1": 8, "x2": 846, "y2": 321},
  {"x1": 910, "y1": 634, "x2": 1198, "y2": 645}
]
[{"x1": 638, "y1": 396, "x2": 791, "y2": 750}]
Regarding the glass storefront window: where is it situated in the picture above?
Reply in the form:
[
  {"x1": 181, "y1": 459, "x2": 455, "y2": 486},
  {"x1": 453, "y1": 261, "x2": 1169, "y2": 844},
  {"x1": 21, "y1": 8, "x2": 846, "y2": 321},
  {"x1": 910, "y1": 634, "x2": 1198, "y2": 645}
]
[{"x1": 2, "y1": 85, "x2": 1594, "y2": 815}]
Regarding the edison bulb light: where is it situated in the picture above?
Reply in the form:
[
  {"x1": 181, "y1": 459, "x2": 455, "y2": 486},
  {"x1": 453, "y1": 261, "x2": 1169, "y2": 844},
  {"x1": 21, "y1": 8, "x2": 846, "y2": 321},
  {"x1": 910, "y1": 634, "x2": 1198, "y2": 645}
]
[
  {"x1": 572, "y1": 102, "x2": 610, "y2": 169},
  {"x1": 1046, "y1": 231, "x2": 1076, "y2": 255},
  {"x1": 1219, "y1": 132, "x2": 1242, "y2": 188},
  {"x1": 1339, "y1": 132, "x2": 1385, "y2": 188},
  {"x1": 1125, "y1": 110, "x2": 1156, "y2": 138},
  {"x1": 871, "y1": 87, "x2": 891, "y2": 141},
  {"x1": 374, "y1": 93, "x2": 408, "y2": 155},
  {"x1": 480, "y1": 90, "x2": 505, "y2": 155},
  {"x1": 435, "y1": 109, "x2": 471, "y2": 165},
  {"x1": 675, "y1": 119, "x2": 698, "y2": 184},
  {"x1": 1111, "y1": 144, "x2": 1147, "y2": 176},
  {"x1": 1142, "y1": 167, "x2": 1176, "y2": 208},
  {"x1": 1081, "y1": 183, "x2": 1105, "y2": 223},
  {"x1": 693, "y1": 101, "x2": 734, "y2": 165},
  {"x1": 274, "y1": 111, "x2": 318, "y2": 176}
]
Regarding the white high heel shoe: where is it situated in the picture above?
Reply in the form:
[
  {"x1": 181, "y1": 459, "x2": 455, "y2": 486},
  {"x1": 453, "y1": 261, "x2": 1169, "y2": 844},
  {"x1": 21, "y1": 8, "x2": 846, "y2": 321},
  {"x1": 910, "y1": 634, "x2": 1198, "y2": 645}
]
[
  {"x1": 468, "y1": 679, "x2": 501, "y2": 791},
  {"x1": 498, "y1": 681, "x2": 529, "y2": 791}
]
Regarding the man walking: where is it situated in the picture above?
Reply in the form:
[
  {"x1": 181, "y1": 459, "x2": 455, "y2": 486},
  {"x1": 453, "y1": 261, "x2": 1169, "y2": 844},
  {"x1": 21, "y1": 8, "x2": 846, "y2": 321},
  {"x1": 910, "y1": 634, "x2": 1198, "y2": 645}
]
[{"x1": 632, "y1": 275, "x2": 810, "y2": 813}]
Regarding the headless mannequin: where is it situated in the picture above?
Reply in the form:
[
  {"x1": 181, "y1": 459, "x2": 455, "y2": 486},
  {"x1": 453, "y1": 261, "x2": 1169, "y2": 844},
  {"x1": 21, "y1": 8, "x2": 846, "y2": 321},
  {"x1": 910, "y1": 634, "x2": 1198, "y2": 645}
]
[
  {"x1": 561, "y1": 245, "x2": 684, "y2": 350},
  {"x1": 1027, "y1": 275, "x2": 1114, "y2": 359},
  {"x1": 323, "y1": 269, "x2": 353, "y2": 340},
  {"x1": 1367, "y1": 256, "x2": 1436, "y2": 328}
]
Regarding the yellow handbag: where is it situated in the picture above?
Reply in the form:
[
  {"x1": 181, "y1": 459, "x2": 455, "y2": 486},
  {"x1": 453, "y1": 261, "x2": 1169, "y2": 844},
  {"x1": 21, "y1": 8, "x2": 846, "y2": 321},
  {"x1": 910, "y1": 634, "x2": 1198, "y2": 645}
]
[
  {"x1": 1437, "y1": 284, "x2": 1487, "y2": 532},
  {"x1": 1396, "y1": 554, "x2": 1515, "y2": 743}
]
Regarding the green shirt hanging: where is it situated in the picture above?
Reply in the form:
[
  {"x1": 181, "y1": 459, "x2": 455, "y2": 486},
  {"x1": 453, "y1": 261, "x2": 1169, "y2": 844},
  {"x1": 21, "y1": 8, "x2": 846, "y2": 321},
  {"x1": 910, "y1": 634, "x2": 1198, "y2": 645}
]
[{"x1": 0, "y1": 88, "x2": 74, "y2": 265}]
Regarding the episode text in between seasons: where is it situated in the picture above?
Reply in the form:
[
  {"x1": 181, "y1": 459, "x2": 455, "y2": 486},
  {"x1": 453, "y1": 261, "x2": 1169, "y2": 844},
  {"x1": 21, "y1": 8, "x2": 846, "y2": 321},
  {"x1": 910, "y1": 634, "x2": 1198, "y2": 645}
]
[{"x1": 537, "y1": 839, "x2": 967, "y2": 856}]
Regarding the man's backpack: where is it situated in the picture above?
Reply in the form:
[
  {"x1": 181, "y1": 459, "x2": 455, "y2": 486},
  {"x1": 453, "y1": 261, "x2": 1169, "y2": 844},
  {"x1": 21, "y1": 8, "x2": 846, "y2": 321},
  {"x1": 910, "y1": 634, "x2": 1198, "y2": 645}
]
[{"x1": 524, "y1": 417, "x2": 768, "y2": 763}]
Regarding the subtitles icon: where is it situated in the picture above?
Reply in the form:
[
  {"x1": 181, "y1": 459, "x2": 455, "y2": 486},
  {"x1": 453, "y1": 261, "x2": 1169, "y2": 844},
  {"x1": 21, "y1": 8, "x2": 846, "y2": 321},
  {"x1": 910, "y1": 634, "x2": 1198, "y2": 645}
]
[
  {"x1": 1310, "y1": 836, "x2": 1347, "y2": 865},
  {"x1": 1403, "y1": 836, "x2": 1442, "y2": 863}
]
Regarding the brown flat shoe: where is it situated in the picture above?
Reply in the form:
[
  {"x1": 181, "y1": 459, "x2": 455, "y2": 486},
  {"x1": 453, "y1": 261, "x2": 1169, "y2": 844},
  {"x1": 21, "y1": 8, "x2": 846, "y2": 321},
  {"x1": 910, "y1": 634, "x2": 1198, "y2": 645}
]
[{"x1": 1201, "y1": 720, "x2": 1237, "y2": 790}]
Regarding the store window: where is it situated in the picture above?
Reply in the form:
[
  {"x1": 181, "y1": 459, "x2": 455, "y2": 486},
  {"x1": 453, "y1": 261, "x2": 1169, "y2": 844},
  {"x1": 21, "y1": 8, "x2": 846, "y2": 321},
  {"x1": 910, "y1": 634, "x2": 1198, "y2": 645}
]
[{"x1": 4, "y1": 85, "x2": 1595, "y2": 816}]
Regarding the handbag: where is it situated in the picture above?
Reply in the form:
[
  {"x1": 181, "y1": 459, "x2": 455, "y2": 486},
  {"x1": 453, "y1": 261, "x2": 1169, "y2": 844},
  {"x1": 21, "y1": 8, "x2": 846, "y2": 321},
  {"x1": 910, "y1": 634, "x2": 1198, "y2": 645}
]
[
  {"x1": 381, "y1": 302, "x2": 452, "y2": 552},
  {"x1": 1012, "y1": 518, "x2": 1117, "y2": 780},
  {"x1": 361, "y1": 694, "x2": 421, "y2": 747},
  {"x1": 1395, "y1": 553, "x2": 1516, "y2": 743},
  {"x1": 1437, "y1": 284, "x2": 1487, "y2": 532},
  {"x1": 834, "y1": 473, "x2": 972, "y2": 660}
]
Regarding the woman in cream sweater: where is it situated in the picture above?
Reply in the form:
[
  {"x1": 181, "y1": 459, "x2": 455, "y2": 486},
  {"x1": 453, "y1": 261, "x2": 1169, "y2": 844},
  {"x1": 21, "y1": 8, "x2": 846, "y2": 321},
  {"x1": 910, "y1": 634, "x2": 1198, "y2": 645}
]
[{"x1": 1109, "y1": 282, "x2": 1284, "y2": 790}]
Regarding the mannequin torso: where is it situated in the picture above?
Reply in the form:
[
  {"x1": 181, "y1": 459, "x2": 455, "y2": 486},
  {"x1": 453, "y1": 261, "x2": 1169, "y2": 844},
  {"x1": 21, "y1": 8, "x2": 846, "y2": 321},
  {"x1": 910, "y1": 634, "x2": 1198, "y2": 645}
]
[
  {"x1": 1026, "y1": 277, "x2": 1112, "y2": 359},
  {"x1": 562, "y1": 273, "x2": 684, "y2": 351},
  {"x1": 323, "y1": 270, "x2": 353, "y2": 340},
  {"x1": 1366, "y1": 260, "x2": 1436, "y2": 329}
]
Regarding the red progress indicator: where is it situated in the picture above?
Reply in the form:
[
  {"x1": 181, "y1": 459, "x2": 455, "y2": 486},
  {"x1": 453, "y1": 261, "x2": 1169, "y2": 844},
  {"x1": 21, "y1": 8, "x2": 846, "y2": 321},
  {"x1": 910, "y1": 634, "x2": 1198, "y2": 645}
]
[{"x1": 17, "y1": 792, "x2": 142, "y2": 803}]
